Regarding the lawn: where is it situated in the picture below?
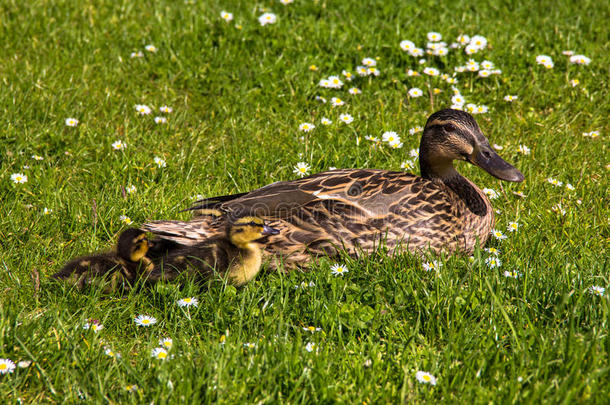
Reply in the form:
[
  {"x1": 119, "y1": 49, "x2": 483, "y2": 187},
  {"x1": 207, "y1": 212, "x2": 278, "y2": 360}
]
[{"x1": 0, "y1": 0, "x2": 608, "y2": 402}]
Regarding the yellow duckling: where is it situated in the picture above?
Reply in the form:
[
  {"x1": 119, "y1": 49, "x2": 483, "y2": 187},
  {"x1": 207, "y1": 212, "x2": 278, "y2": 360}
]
[
  {"x1": 53, "y1": 228, "x2": 153, "y2": 292},
  {"x1": 148, "y1": 216, "x2": 279, "y2": 286}
]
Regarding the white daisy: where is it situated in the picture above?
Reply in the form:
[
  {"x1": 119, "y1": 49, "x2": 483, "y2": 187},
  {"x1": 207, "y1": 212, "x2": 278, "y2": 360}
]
[
  {"x1": 327, "y1": 75, "x2": 343, "y2": 89},
  {"x1": 415, "y1": 371, "x2": 437, "y2": 385},
  {"x1": 482, "y1": 188, "x2": 499, "y2": 199},
  {"x1": 517, "y1": 144, "x2": 531, "y2": 155},
  {"x1": 119, "y1": 215, "x2": 132, "y2": 225},
  {"x1": 10, "y1": 173, "x2": 28, "y2": 184},
  {"x1": 220, "y1": 11, "x2": 233, "y2": 22},
  {"x1": 507, "y1": 222, "x2": 519, "y2": 232},
  {"x1": 422, "y1": 260, "x2": 442, "y2": 271},
  {"x1": 400, "y1": 160, "x2": 415, "y2": 170},
  {"x1": 382, "y1": 131, "x2": 400, "y2": 143},
  {"x1": 330, "y1": 97, "x2": 345, "y2": 107},
  {"x1": 145, "y1": 45, "x2": 157, "y2": 53},
  {"x1": 0, "y1": 359, "x2": 16, "y2": 374},
  {"x1": 258, "y1": 13, "x2": 277, "y2": 26},
  {"x1": 589, "y1": 286, "x2": 605, "y2": 297},
  {"x1": 569, "y1": 55, "x2": 591, "y2": 65},
  {"x1": 177, "y1": 297, "x2": 199, "y2": 307},
  {"x1": 409, "y1": 126, "x2": 423, "y2": 135},
  {"x1": 159, "y1": 105, "x2": 173, "y2": 113},
  {"x1": 154, "y1": 116, "x2": 167, "y2": 124},
  {"x1": 423, "y1": 67, "x2": 440, "y2": 76},
  {"x1": 303, "y1": 326, "x2": 322, "y2": 333},
  {"x1": 504, "y1": 95, "x2": 518, "y2": 102},
  {"x1": 469, "y1": 35, "x2": 487, "y2": 50},
  {"x1": 104, "y1": 347, "x2": 121, "y2": 358},
  {"x1": 536, "y1": 55, "x2": 554, "y2": 68},
  {"x1": 408, "y1": 88, "x2": 423, "y2": 98},
  {"x1": 32, "y1": 154, "x2": 44, "y2": 161},
  {"x1": 130, "y1": 51, "x2": 144, "y2": 58},
  {"x1": 547, "y1": 177, "x2": 563, "y2": 187},
  {"x1": 484, "y1": 247, "x2": 501, "y2": 256},
  {"x1": 151, "y1": 347, "x2": 169, "y2": 360},
  {"x1": 154, "y1": 156, "x2": 167, "y2": 168},
  {"x1": 135, "y1": 104, "x2": 152, "y2": 115},
  {"x1": 320, "y1": 118, "x2": 332, "y2": 126},
  {"x1": 504, "y1": 271, "x2": 521, "y2": 279},
  {"x1": 65, "y1": 118, "x2": 79, "y2": 127},
  {"x1": 400, "y1": 40, "x2": 416, "y2": 52},
  {"x1": 126, "y1": 185, "x2": 137, "y2": 194},
  {"x1": 388, "y1": 139, "x2": 403, "y2": 149},
  {"x1": 112, "y1": 140, "x2": 126, "y2": 150},
  {"x1": 159, "y1": 338, "x2": 173, "y2": 349},
  {"x1": 456, "y1": 34, "x2": 470, "y2": 46},
  {"x1": 491, "y1": 229, "x2": 508, "y2": 240},
  {"x1": 134, "y1": 315, "x2": 157, "y2": 327},
  {"x1": 485, "y1": 256, "x2": 502, "y2": 269},
  {"x1": 409, "y1": 148, "x2": 419, "y2": 159},
  {"x1": 299, "y1": 122, "x2": 315, "y2": 132},
  {"x1": 342, "y1": 70, "x2": 353, "y2": 81},
  {"x1": 427, "y1": 32, "x2": 442, "y2": 42},
  {"x1": 330, "y1": 263, "x2": 349, "y2": 276},
  {"x1": 361, "y1": 57, "x2": 376, "y2": 67},
  {"x1": 339, "y1": 114, "x2": 354, "y2": 124},
  {"x1": 305, "y1": 342, "x2": 316, "y2": 352},
  {"x1": 293, "y1": 162, "x2": 311, "y2": 178},
  {"x1": 348, "y1": 87, "x2": 361, "y2": 95}
]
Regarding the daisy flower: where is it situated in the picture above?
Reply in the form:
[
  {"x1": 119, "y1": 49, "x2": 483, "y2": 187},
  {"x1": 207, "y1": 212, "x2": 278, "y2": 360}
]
[
  {"x1": 65, "y1": 118, "x2": 79, "y2": 127},
  {"x1": 504, "y1": 271, "x2": 521, "y2": 279},
  {"x1": 469, "y1": 35, "x2": 487, "y2": 50},
  {"x1": 308, "y1": 65, "x2": 318, "y2": 71},
  {"x1": 159, "y1": 338, "x2": 173, "y2": 349},
  {"x1": 258, "y1": 13, "x2": 277, "y2": 26},
  {"x1": 582, "y1": 131, "x2": 599, "y2": 138},
  {"x1": 330, "y1": 97, "x2": 345, "y2": 107},
  {"x1": 464, "y1": 44, "x2": 479, "y2": 55},
  {"x1": 280, "y1": 0, "x2": 294, "y2": 4},
  {"x1": 43, "y1": 207, "x2": 52, "y2": 215},
  {"x1": 422, "y1": 260, "x2": 442, "y2": 272},
  {"x1": 342, "y1": 70, "x2": 353, "y2": 81},
  {"x1": 504, "y1": 95, "x2": 518, "y2": 102},
  {"x1": 330, "y1": 263, "x2": 349, "y2": 276},
  {"x1": 130, "y1": 51, "x2": 144, "y2": 58},
  {"x1": 406, "y1": 69, "x2": 419, "y2": 77},
  {"x1": 126, "y1": 185, "x2": 137, "y2": 194},
  {"x1": 415, "y1": 371, "x2": 437, "y2": 385},
  {"x1": 367, "y1": 67, "x2": 380, "y2": 76},
  {"x1": 570, "y1": 79, "x2": 579, "y2": 87},
  {"x1": 388, "y1": 140, "x2": 403, "y2": 149},
  {"x1": 382, "y1": 131, "x2": 400, "y2": 143},
  {"x1": 151, "y1": 348, "x2": 169, "y2": 360},
  {"x1": 112, "y1": 140, "x2": 126, "y2": 150},
  {"x1": 220, "y1": 11, "x2": 233, "y2": 22},
  {"x1": 104, "y1": 347, "x2": 121, "y2": 358},
  {"x1": 315, "y1": 96, "x2": 327, "y2": 103},
  {"x1": 484, "y1": 247, "x2": 501, "y2": 256},
  {"x1": 177, "y1": 297, "x2": 199, "y2": 307},
  {"x1": 327, "y1": 76, "x2": 344, "y2": 89},
  {"x1": 303, "y1": 326, "x2": 322, "y2": 333},
  {"x1": 456, "y1": 34, "x2": 470, "y2": 46},
  {"x1": 339, "y1": 114, "x2": 353, "y2": 124},
  {"x1": 565, "y1": 183, "x2": 575, "y2": 191},
  {"x1": 321, "y1": 118, "x2": 332, "y2": 125},
  {"x1": 547, "y1": 177, "x2": 563, "y2": 187},
  {"x1": 409, "y1": 149, "x2": 419, "y2": 159},
  {"x1": 348, "y1": 87, "x2": 361, "y2": 95},
  {"x1": 485, "y1": 256, "x2": 502, "y2": 269},
  {"x1": 507, "y1": 222, "x2": 519, "y2": 232},
  {"x1": 356, "y1": 66, "x2": 368, "y2": 76},
  {"x1": 31, "y1": 154, "x2": 44, "y2": 161},
  {"x1": 551, "y1": 203, "x2": 566, "y2": 216},
  {"x1": 409, "y1": 126, "x2": 423, "y2": 135},
  {"x1": 134, "y1": 315, "x2": 157, "y2": 326},
  {"x1": 423, "y1": 67, "x2": 440, "y2": 76},
  {"x1": 400, "y1": 160, "x2": 415, "y2": 170},
  {"x1": 536, "y1": 55, "x2": 554, "y2": 68},
  {"x1": 10, "y1": 173, "x2": 28, "y2": 184},
  {"x1": 483, "y1": 188, "x2": 499, "y2": 199},
  {"x1": 119, "y1": 215, "x2": 132, "y2": 225},
  {"x1": 451, "y1": 94, "x2": 465, "y2": 107},
  {"x1": 154, "y1": 157, "x2": 167, "y2": 168},
  {"x1": 135, "y1": 104, "x2": 152, "y2": 115},
  {"x1": 408, "y1": 88, "x2": 423, "y2": 98},
  {"x1": 478, "y1": 70, "x2": 491, "y2": 78},
  {"x1": 400, "y1": 40, "x2": 415, "y2": 51},
  {"x1": 305, "y1": 342, "x2": 317, "y2": 352},
  {"x1": 293, "y1": 162, "x2": 311, "y2": 178},
  {"x1": 243, "y1": 342, "x2": 256, "y2": 349},
  {"x1": 517, "y1": 144, "x2": 531, "y2": 155},
  {"x1": 589, "y1": 286, "x2": 605, "y2": 297},
  {"x1": 569, "y1": 55, "x2": 591, "y2": 65},
  {"x1": 145, "y1": 45, "x2": 157, "y2": 53},
  {"x1": 491, "y1": 229, "x2": 507, "y2": 240},
  {"x1": 83, "y1": 319, "x2": 104, "y2": 333},
  {"x1": 154, "y1": 116, "x2": 167, "y2": 124},
  {"x1": 427, "y1": 32, "x2": 442, "y2": 42},
  {"x1": 299, "y1": 122, "x2": 315, "y2": 132},
  {"x1": 125, "y1": 385, "x2": 139, "y2": 392},
  {"x1": 0, "y1": 359, "x2": 16, "y2": 374},
  {"x1": 361, "y1": 57, "x2": 376, "y2": 67}
]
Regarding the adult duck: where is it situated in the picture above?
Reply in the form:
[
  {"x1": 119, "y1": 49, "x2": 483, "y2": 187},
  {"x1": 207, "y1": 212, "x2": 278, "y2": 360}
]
[{"x1": 143, "y1": 109, "x2": 524, "y2": 269}]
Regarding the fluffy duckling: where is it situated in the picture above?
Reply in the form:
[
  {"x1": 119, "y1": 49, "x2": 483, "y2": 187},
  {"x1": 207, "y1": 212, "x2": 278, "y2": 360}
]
[
  {"x1": 53, "y1": 228, "x2": 154, "y2": 292},
  {"x1": 148, "y1": 216, "x2": 279, "y2": 286}
]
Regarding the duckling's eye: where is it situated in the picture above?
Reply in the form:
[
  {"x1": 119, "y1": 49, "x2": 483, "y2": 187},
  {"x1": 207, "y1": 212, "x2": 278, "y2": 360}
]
[{"x1": 443, "y1": 123, "x2": 457, "y2": 132}]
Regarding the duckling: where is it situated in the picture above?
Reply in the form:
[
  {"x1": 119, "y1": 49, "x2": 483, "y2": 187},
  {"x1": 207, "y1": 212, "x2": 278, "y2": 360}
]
[
  {"x1": 52, "y1": 228, "x2": 154, "y2": 292},
  {"x1": 148, "y1": 216, "x2": 279, "y2": 286}
]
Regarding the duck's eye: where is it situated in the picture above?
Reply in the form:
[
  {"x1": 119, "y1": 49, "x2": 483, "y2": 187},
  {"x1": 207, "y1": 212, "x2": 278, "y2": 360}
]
[{"x1": 443, "y1": 123, "x2": 457, "y2": 132}]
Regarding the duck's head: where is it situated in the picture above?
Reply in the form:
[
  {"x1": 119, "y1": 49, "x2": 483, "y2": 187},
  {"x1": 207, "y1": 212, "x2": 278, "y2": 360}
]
[
  {"x1": 228, "y1": 216, "x2": 280, "y2": 247},
  {"x1": 419, "y1": 109, "x2": 524, "y2": 182},
  {"x1": 117, "y1": 228, "x2": 150, "y2": 262}
]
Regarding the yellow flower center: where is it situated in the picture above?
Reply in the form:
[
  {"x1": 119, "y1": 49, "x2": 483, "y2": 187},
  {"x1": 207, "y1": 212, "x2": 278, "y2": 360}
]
[
  {"x1": 157, "y1": 352, "x2": 167, "y2": 359},
  {"x1": 0, "y1": 364, "x2": 6, "y2": 370},
  {"x1": 423, "y1": 375, "x2": 431, "y2": 381}
]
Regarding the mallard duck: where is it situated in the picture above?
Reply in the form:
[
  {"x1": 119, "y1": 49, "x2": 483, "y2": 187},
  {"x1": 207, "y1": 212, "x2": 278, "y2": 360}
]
[
  {"x1": 53, "y1": 228, "x2": 153, "y2": 291},
  {"x1": 142, "y1": 109, "x2": 524, "y2": 269},
  {"x1": 147, "y1": 216, "x2": 279, "y2": 286}
]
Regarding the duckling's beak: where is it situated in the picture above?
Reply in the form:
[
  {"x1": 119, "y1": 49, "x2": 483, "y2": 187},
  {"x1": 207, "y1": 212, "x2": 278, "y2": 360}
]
[
  {"x1": 261, "y1": 225, "x2": 280, "y2": 236},
  {"x1": 470, "y1": 146, "x2": 524, "y2": 182}
]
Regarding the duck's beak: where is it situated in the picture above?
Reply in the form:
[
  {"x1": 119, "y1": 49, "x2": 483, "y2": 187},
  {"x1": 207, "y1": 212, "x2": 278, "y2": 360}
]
[
  {"x1": 262, "y1": 225, "x2": 280, "y2": 236},
  {"x1": 470, "y1": 146, "x2": 524, "y2": 182}
]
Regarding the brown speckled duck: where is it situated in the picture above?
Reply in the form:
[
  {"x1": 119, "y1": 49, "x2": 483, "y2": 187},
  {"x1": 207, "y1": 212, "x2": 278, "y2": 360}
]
[{"x1": 142, "y1": 109, "x2": 524, "y2": 269}]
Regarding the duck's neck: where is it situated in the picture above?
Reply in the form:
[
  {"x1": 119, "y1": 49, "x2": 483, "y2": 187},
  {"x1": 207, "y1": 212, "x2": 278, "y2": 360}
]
[
  {"x1": 228, "y1": 243, "x2": 263, "y2": 286},
  {"x1": 420, "y1": 160, "x2": 489, "y2": 217}
]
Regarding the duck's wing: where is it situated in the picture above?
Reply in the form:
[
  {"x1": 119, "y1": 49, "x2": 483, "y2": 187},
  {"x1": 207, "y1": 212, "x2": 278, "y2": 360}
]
[{"x1": 185, "y1": 169, "x2": 420, "y2": 218}]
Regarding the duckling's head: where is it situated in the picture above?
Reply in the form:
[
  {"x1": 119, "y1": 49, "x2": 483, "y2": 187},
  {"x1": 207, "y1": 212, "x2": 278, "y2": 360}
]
[
  {"x1": 419, "y1": 109, "x2": 524, "y2": 182},
  {"x1": 228, "y1": 217, "x2": 280, "y2": 247},
  {"x1": 117, "y1": 228, "x2": 149, "y2": 262}
]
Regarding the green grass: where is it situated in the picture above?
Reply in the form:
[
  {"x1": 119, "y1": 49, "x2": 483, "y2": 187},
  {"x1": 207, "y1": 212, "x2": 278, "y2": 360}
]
[{"x1": 1, "y1": 0, "x2": 608, "y2": 402}]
